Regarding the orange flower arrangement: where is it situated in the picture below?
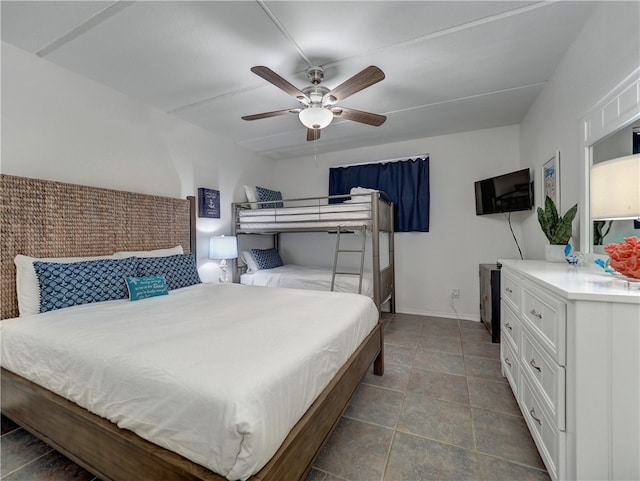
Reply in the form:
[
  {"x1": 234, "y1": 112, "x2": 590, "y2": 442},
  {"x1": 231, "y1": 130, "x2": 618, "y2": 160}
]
[{"x1": 604, "y1": 236, "x2": 640, "y2": 279}]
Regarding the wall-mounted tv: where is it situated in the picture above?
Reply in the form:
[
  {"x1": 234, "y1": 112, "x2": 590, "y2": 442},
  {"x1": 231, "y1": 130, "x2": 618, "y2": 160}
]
[{"x1": 475, "y1": 168, "x2": 533, "y2": 215}]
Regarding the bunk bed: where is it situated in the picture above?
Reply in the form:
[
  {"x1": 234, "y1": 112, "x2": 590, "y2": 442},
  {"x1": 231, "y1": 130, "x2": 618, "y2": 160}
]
[
  {"x1": 0, "y1": 174, "x2": 384, "y2": 481},
  {"x1": 233, "y1": 190, "x2": 395, "y2": 312}
]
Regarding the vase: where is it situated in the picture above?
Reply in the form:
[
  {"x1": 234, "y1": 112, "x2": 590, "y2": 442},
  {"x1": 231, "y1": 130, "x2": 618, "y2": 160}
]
[{"x1": 545, "y1": 244, "x2": 566, "y2": 263}]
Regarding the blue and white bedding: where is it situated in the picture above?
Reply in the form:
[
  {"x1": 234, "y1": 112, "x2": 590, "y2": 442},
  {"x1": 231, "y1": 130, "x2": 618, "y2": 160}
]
[{"x1": 0, "y1": 282, "x2": 378, "y2": 480}]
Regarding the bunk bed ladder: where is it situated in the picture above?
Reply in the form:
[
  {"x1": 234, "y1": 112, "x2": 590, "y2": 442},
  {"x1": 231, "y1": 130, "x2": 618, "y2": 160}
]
[{"x1": 331, "y1": 225, "x2": 366, "y2": 294}]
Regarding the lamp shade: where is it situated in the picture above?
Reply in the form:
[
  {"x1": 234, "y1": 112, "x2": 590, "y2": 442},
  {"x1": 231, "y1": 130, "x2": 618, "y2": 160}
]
[
  {"x1": 591, "y1": 154, "x2": 640, "y2": 220},
  {"x1": 299, "y1": 106, "x2": 333, "y2": 129},
  {"x1": 209, "y1": 235, "x2": 238, "y2": 260}
]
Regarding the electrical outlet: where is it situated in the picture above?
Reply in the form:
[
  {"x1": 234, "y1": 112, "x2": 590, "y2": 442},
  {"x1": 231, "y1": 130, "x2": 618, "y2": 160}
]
[{"x1": 451, "y1": 288, "x2": 460, "y2": 299}]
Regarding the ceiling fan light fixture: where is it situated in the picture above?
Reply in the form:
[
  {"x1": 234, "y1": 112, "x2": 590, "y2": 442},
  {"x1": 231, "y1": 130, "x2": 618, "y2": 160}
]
[{"x1": 299, "y1": 106, "x2": 333, "y2": 130}]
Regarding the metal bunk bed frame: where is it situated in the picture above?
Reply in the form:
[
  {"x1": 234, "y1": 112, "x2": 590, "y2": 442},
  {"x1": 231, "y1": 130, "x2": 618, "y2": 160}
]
[{"x1": 232, "y1": 192, "x2": 395, "y2": 313}]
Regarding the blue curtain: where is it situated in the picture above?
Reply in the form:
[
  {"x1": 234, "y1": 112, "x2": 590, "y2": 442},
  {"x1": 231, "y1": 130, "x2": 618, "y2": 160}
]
[{"x1": 329, "y1": 157, "x2": 430, "y2": 232}]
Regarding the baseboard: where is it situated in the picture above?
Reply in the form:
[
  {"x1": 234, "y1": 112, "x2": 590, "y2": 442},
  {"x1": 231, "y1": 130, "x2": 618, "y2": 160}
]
[{"x1": 394, "y1": 307, "x2": 480, "y2": 322}]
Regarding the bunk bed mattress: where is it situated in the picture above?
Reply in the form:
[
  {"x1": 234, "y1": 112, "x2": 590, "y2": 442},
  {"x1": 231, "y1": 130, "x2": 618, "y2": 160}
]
[
  {"x1": 240, "y1": 264, "x2": 374, "y2": 298},
  {"x1": 0, "y1": 282, "x2": 378, "y2": 481},
  {"x1": 237, "y1": 203, "x2": 372, "y2": 229}
]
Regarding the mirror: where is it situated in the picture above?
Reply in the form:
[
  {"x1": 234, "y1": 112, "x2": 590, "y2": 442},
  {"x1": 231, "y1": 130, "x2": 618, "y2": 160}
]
[
  {"x1": 581, "y1": 68, "x2": 640, "y2": 256},
  {"x1": 589, "y1": 121, "x2": 640, "y2": 253}
]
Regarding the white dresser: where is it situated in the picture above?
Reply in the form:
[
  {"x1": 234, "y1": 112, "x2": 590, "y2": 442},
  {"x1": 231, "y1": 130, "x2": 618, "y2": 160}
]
[{"x1": 498, "y1": 260, "x2": 640, "y2": 481}]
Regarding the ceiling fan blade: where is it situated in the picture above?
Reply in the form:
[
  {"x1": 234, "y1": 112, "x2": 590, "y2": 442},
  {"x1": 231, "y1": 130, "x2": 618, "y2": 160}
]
[
  {"x1": 242, "y1": 109, "x2": 300, "y2": 121},
  {"x1": 327, "y1": 66, "x2": 385, "y2": 102},
  {"x1": 307, "y1": 128, "x2": 321, "y2": 141},
  {"x1": 332, "y1": 107, "x2": 386, "y2": 126},
  {"x1": 251, "y1": 66, "x2": 309, "y2": 102}
]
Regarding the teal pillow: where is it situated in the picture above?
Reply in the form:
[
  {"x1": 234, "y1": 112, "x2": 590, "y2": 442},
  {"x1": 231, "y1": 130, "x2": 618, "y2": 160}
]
[{"x1": 125, "y1": 276, "x2": 169, "y2": 301}]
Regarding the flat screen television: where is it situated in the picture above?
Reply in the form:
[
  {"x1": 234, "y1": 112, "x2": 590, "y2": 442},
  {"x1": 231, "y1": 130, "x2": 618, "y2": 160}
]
[{"x1": 475, "y1": 168, "x2": 533, "y2": 215}]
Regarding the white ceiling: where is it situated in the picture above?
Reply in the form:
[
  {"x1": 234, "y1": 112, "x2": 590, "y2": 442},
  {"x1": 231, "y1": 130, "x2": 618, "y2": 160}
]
[{"x1": 1, "y1": 1, "x2": 596, "y2": 160}]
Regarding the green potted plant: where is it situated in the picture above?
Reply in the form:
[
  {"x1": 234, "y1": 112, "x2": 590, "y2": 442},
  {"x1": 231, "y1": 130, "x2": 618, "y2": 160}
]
[
  {"x1": 537, "y1": 196, "x2": 578, "y2": 262},
  {"x1": 593, "y1": 220, "x2": 612, "y2": 246}
]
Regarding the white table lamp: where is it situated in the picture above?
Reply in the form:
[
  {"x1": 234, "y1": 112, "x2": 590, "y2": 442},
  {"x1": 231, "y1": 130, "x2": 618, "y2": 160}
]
[
  {"x1": 209, "y1": 235, "x2": 238, "y2": 282},
  {"x1": 591, "y1": 154, "x2": 640, "y2": 220}
]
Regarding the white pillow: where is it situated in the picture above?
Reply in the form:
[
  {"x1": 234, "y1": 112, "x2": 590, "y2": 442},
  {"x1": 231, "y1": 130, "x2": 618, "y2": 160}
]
[
  {"x1": 241, "y1": 250, "x2": 259, "y2": 273},
  {"x1": 113, "y1": 245, "x2": 184, "y2": 259},
  {"x1": 243, "y1": 185, "x2": 258, "y2": 209},
  {"x1": 350, "y1": 186, "x2": 377, "y2": 195},
  {"x1": 14, "y1": 254, "x2": 116, "y2": 317},
  {"x1": 349, "y1": 186, "x2": 378, "y2": 202}
]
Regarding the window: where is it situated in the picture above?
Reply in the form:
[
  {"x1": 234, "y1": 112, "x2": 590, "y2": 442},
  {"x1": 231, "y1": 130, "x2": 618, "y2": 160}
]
[{"x1": 329, "y1": 157, "x2": 430, "y2": 232}]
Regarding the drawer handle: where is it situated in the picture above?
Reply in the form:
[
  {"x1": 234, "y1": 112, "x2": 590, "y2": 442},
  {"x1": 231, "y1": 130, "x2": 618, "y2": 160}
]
[
  {"x1": 529, "y1": 358, "x2": 542, "y2": 372},
  {"x1": 529, "y1": 407, "x2": 542, "y2": 426},
  {"x1": 505, "y1": 322, "x2": 513, "y2": 331},
  {"x1": 504, "y1": 357, "x2": 512, "y2": 367},
  {"x1": 506, "y1": 287, "x2": 513, "y2": 294},
  {"x1": 530, "y1": 309, "x2": 543, "y2": 319}
]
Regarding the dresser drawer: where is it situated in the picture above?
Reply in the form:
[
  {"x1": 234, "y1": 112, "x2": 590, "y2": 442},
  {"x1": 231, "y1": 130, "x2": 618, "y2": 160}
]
[
  {"x1": 521, "y1": 327, "x2": 566, "y2": 430},
  {"x1": 521, "y1": 375, "x2": 561, "y2": 481},
  {"x1": 501, "y1": 335, "x2": 519, "y2": 398},
  {"x1": 521, "y1": 280, "x2": 566, "y2": 365},
  {"x1": 501, "y1": 303, "x2": 521, "y2": 352},
  {"x1": 501, "y1": 269, "x2": 521, "y2": 313}
]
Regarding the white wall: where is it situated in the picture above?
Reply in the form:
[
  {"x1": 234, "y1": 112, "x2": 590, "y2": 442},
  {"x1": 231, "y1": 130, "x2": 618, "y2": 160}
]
[
  {"x1": 1, "y1": 42, "x2": 275, "y2": 282},
  {"x1": 519, "y1": 1, "x2": 640, "y2": 258},
  {"x1": 271, "y1": 125, "x2": 523, "y2": 320}
]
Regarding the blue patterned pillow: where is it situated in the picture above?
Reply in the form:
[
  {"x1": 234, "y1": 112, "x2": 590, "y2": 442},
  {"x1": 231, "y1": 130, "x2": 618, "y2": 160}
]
[
  {"x1": 255, "y1": 186, "x2": 284, "y2": 208},
  {"x1": 34, "y1": 257, "x2": 137, "y2": 313},
  {"x1": 125, "y1": 276, "x2": 169, "y2": 301},
  {"x1": 250, "y1": 248, "x2": 284, "y2": 270},
  {"x1": 135, "y1": 253, "x2": 201, "y2": 290}
]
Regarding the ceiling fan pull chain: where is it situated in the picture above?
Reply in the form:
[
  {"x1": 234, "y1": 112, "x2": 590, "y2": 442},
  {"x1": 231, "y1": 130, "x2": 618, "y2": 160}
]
[{"x1": 313, "y1": 135, "x2": 319, "y2": 167}]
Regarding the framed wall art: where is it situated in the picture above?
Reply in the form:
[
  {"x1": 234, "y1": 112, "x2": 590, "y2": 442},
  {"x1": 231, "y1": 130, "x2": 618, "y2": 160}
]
[
  {"x1": 541, "y1": 151, "x2": 560, "y2": 209},
  {"x1": 198, "y1": 188, "x2": 220, "y2": 218}
]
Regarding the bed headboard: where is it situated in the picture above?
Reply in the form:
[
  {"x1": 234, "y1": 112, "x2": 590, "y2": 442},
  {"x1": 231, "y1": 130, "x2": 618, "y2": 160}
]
[{"x1": 0, "y1": 175, "x2": 196, "y2": 320}]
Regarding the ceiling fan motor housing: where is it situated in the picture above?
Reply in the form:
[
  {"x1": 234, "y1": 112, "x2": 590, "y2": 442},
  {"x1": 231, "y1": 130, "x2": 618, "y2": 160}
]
[
  {"x1": 302, "y1": 85, "x2": 331, "y2": 106},
  {"x1": 307, "y1": 66, "x2": 324, "y2": 85}
]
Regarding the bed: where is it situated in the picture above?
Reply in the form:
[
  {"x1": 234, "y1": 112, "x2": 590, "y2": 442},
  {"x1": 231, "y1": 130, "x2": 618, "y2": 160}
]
[
  {"x1": 233, "y1": 188, "x2": 395, "y2": 312},
  {"x1": 240, "y1": 264, "x2": 374, "y2": 297},
  {"x1": 0, "y1": 174, "x2": 384, "y2": 481}
]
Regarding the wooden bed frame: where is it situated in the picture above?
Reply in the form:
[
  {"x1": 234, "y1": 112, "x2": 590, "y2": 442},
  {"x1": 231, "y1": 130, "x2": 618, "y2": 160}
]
[{"x1": 0, "y1": 174, "x2": 384, "y2": 481}]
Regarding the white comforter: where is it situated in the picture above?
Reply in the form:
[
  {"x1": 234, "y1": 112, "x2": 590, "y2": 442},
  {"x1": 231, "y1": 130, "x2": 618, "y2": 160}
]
[
  {"x1": 0, "y1": 282, "x2": 378, "y2": 480},
  {"x1": 241, "y1": 264, "x2": 374, "y2": 298}
]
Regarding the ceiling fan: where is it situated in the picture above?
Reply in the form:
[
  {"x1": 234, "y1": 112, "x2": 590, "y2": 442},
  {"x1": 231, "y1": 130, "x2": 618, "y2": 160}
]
[{"x1": 242, "y1": 65, "x2": 386, "y2": 141}]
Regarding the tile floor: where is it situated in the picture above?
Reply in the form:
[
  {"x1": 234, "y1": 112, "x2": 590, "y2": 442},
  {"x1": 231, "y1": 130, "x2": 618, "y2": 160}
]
[
  {"x1": 306, "y1": 313, "x2": 550, "y2": 481},
  {"x1": 1, "y1": 314, "x2": 550, "y2": 481}
]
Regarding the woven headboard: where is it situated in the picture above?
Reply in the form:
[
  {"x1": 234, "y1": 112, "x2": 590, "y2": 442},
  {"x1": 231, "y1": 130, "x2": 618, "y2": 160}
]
[{"x1": 0, "y1": 175, "x2": 196, "y2": 320}]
